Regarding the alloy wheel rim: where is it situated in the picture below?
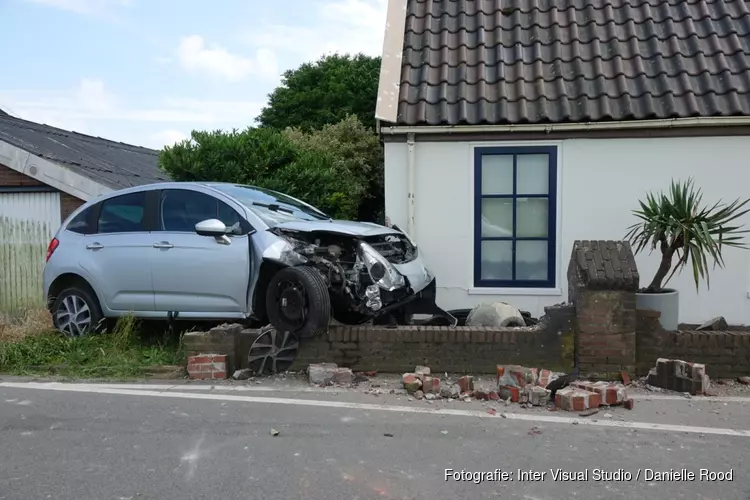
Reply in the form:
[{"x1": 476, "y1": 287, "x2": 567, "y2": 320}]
[
  {"x1": 55, "y1": 294, "x2": 92, "y2": 337},
  {"x1": 247, "y1": 325, "x2": 300, "y2": 375}
]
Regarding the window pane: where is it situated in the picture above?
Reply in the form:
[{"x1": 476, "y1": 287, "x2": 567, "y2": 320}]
[
  {"x1": 481, "y1": 240, "x2": 512, "y2": 280},
  {"x1": 517, "y1": 154, "x2": 550, "y2": 194},
  {"x1": 481, "y1": 155, "x2": 513, "y2": 195},
  {"x1": 516, "y1": 240, "x2": 549, "y2": 281},
  {"x1": 516, "y1": 198, "x2": 548, "y2": 237},
  {"x1": 98, "y1": 192, "x2": 146, "y2": 234},
  {"x1": 67, "y1": 208, "x2": 93, "y2": 234},
  {"x1": 481, "y1": 198, "x2": 513, "y2": 237},
  {"x1": 161, "y1": 190, "x2": 217, "y2": 232},
  {"x1": 218, "y1": 200, "x2": 242, "y2": 231}
]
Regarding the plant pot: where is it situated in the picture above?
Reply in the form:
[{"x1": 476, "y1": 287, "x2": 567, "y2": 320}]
[{"x1": 636, "y1": 288, "x2": 679, "y2": 331}]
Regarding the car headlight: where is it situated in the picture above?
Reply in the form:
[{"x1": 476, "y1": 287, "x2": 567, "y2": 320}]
[{"x1": 357, "y1": 242, "x2": 405, "y2": 291}]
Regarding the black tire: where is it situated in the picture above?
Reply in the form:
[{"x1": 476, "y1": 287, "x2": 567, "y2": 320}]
[
  {"x1": 50, "y1": 285, "x2": 104, "y2": 337},
  {"x1": 265, "y1": 266, "x2": 331, "y2": 339}
]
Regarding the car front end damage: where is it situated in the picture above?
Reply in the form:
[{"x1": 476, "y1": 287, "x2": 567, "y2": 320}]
[{"x1": 263, "y1": 225, "x2": 457, "y2": 327}]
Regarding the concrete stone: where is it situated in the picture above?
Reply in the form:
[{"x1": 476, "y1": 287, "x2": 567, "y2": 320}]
[
  {"x1": 415, "y1": 366, "x2": 431, "y2": 378},
  {"x1": 696, "y1": 316, "x2": 728, "y2": 331},
  {"x1": 457, "y1": 376, "x2": 474, "y2": 393},
  {"x1": 739, "y1": 376, "x2": 750, "y2": 385},
  {"x1": 232, "y1": 369, "x2": 253, "y2": 381},
  {"x1": 555, "y1": 387, "x2": 601, "y2": 412},
  {"x1": 421, "y1": 376, "x2": 440, "y2": 394},
  {"x1": 526, "y1": 386, "x2": 551, "y2": 406},
  {"x1": 309, "y1": 363, "x2": 338, "y2": 385},
  {"x1": 414, "y1": 390, "x2": 425, "y2": 400},
  {"x1": 333, "y1": 367, "x2": 354, "y2": 384},
  {"x1": 403, "y1": 373, "x2": 423, "y2": 393},
  {"x1": 466, "y1": 301, "x2": 525, "y2": 327},
  {"x1": 440, "y1": 384, "x2": 461, "y2": 399}
]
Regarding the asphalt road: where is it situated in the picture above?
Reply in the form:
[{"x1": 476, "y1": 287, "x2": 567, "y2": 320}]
[{"x1": 1, "y1": 382, "x2": 749, "y2": 500}]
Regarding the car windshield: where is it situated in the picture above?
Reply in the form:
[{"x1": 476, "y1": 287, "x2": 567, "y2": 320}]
[{"x1": 211, "y1": 184, "x2": 330, "y2": 225}]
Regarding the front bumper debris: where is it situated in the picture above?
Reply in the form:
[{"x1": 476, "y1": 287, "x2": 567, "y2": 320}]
[{"x1": 374, "y1": 278, "x2": 457, "y2": 327}]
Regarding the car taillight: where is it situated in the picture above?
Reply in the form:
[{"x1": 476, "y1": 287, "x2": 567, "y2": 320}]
[{"x1": 46, "y1": 238, "x2": 59, "y2": 262}]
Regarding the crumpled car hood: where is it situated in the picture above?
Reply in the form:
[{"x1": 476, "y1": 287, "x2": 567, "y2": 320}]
[{"x1": 271, "y1": 219, "x2": 402, "y2": 237}]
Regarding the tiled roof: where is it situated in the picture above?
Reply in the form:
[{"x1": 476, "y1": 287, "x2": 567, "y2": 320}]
[
  {"x1": 397, "y1": 0, "x2": 750, "y2": 126},
  {"x1": 0, "y1": 114, "x2": 170, "y2": 189}
]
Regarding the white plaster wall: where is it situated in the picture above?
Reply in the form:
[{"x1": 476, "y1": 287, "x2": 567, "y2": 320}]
[{"x1": 384, "y1": 136, "x2": 750, "y2": 325}]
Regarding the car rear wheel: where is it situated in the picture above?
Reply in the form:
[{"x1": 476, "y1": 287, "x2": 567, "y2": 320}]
[
  {"x1": 265, "y1": 266, "x2": 331, "y2": 339},
  {"x1": 51, "y1": 286, "x2": 104, "y2": 337}
]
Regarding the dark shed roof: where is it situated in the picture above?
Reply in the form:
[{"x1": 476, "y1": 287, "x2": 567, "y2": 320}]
[
  {"x1": 396, "y1": 0, "x2": 750, "y2": 126},
  {"x1": 0, "y1": 114, "x2": 170, "y2": 189}
]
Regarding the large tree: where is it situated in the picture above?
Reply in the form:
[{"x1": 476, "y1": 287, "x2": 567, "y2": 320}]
[
  {"x1": 256, "y1": 53, "x2": 381, "y2": 131},
  {"x1": 158, "y1": 116, "x2": 382, "y2": 221}
]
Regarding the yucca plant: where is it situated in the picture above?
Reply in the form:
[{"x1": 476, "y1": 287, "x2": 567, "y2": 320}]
[{"x1": 624, "y1": 178, "x2": 750, "y2": 293}]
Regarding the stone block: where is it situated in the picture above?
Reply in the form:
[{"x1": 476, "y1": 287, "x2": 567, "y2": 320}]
[
  {"x1": 403, "y1": 373, "x2": 423, "y2": 393},
  {"x1": 440, "y1": 384, "x2": 461, "y2": 399},
  {"x1": 555, "y1": 387, "x2": 601, "y2": 412},
  {"x1": 309, "y1": 363, "x2": 338, "y2": 385},
  {"x1": 333, "y1": 367, "x2": 354, "y2": 384},
  {"x1": 526, "y1": 386, "x2": 551, "y2": 406},
  {"x1": 415, "y1": 365, "x2": 431, "y2": 378}
]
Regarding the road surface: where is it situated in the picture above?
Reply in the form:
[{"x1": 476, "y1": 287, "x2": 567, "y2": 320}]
[{"x1": 0, "y1": 379, "x2": 749, "y2": 500}]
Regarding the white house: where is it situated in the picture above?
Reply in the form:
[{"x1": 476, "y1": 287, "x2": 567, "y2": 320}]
[{"x1": 375, "y1": 0, "x2": 750, "y2": 325}]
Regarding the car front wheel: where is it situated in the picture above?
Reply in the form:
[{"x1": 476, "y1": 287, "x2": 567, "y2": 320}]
[
  {"x1": 265, "y1": 266, "x2": 331, "y2": 339},
  {"x1": 51, "y1": 286, "x2": 104, "y2": 337}
]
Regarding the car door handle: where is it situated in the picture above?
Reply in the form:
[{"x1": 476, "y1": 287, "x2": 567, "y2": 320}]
[
  {"x1": 153, "y1": 242, "x2": 174, "y2": 249},
  {"x1": 85, "y1": 242, "x2": 103, "y2": 250}
]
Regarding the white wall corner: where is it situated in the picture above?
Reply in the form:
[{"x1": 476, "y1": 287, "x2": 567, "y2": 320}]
[
  {"x1": 0, "y1": 140, "x2": 112, "y2": 201},
  {"x1": 375, "y1": 0, "x2": 408, "y2": 124}
]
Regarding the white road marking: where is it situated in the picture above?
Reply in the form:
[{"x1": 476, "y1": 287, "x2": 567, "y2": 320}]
[
  {"x1": 2, "y1": 381, "x2": 750, "y2": 438},
  {"x1": 11, "y1": 382, "x2": 749, "y2": 403}
]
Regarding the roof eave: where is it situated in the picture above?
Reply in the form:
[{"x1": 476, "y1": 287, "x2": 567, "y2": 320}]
[{"x1": 380, "y1": 116, "x2": 750, "y2": 135}]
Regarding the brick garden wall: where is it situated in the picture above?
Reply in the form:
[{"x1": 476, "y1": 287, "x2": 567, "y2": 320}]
[
  {"x1": 289, "y1": 317, "x2": 576, "y2": 374},
  {"x1": 0, "y1": 163, "x2": 85, "y2": 223},
  {"x1": 636, "y1": 309, "x2": 750, "y2": 378}
]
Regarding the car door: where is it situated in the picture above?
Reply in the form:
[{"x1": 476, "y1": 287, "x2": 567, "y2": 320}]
[
  {"x1": 150, "y1": 188, "x2": 252, "y2": 315},
  {"x1": 78, "y1": 190, "x2": 156, "y2": 312}
]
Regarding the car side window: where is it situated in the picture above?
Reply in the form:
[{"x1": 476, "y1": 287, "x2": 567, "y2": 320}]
[
  {"x1": 218, "y1": 199, "x2": 242, "y2": 231},
  {"x1": 66, "y1": 207, "x2": 95, "y2": 234},
  {"x1": 160, "y1": 190, "x2": 217, "y2": 232},
  {"x1": 97, "y1": 192, "x2": 147, "y2": 234}
]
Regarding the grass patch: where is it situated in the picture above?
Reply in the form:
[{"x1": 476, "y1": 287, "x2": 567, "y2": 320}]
[{"x1": 0, "y1": 311, "x2": 185, "y2": 380}]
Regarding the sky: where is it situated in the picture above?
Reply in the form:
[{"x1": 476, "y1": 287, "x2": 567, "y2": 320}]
[{"x1": 0, "y1": 0, "x2": 387, "y2": 149}]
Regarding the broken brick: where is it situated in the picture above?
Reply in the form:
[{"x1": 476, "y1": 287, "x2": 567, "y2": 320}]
[
  {"x1": 624, "y1": 398, "x2": 635, "y2": 410},
  {"x1": 308, "y1": 363, "x2": 338, "y2": 385},
  {"x1": 555, "y1": 387, "x2": 601, "y2": 412},
  {"x1": 403, "y1": 373, "x2": 423, "y2": 393},
  {"x1": 570, "y1": 380, "x2": 595, "y2": 392},
  {"x1": 591, "y1": 382, "x2": 628, "y2": 406},
  {"x1": 620, "y1": 370, "x2": 631, "y2": 385},
  {"x1": 739, "y1": 376, "x2": 750, "y2": 385},
  {"x1": 474, "y1": 390, "x2": 489, "y2": 401},
  {"x1": 497, "y1": 385, "x2": 520, "y2": 403},
  {"x1": 537, "y1": 369, "x2": 558, "y2": 387},
  {"x1": 488, "y1": 391, "x2": 500, "y2": 401},
  {"x1": 422, "y1": 376, "x2": 440, "y2": 394},
  {"x1": 457, "y1": 376, "x2": 474, "y2": 393},
  {"x1": 187, "y1": 354, "x2": 227, "y2": 380}
]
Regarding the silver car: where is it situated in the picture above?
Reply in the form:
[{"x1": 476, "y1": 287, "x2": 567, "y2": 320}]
[{"x1": 43, "y1": 182, "x2": 455, "y2": 338}]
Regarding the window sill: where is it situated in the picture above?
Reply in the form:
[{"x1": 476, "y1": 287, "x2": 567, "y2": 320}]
[{"x1": 468, "y1": 287, "x2": 563, "y2": 296}]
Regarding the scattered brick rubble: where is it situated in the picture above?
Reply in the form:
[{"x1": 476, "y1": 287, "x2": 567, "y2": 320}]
[{"x1": 646, "y1": 358, "x2": 711, "y2": 396}]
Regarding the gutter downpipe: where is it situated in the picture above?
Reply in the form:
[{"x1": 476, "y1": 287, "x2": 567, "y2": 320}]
[{"x1": 406, "y1": 132, "x2": 416, "y2": 237}]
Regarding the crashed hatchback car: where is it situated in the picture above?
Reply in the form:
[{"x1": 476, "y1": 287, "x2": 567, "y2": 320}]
[{"x1": 43, "y1": 182, "x2": 455, "y2": 338}]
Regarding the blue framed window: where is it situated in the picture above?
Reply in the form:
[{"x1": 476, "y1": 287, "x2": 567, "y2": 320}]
[{"x1": 473, "y1": 146, "x2": 558, "y2": 288}]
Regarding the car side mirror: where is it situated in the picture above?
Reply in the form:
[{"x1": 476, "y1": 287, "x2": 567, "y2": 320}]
[{"x1": 195, "y1": 218, "x2": 229, "y2": 237}]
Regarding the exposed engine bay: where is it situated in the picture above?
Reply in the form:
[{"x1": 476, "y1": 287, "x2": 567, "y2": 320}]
[{"x1": 267, "y1": 226, "x2": 449, "y2": 325}]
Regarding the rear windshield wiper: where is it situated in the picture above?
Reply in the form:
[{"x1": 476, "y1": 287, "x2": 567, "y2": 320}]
[{"x1": 253, "y1": 202, "x2": 294, "y2": 215}]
